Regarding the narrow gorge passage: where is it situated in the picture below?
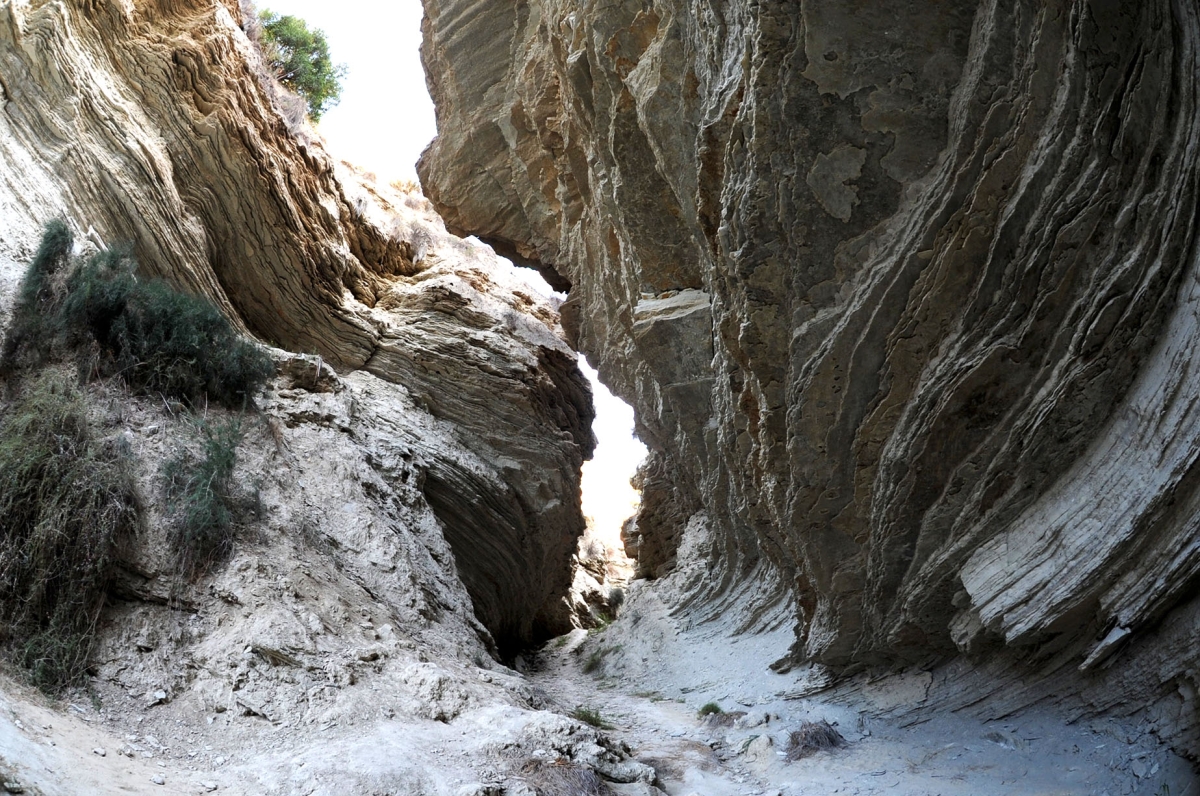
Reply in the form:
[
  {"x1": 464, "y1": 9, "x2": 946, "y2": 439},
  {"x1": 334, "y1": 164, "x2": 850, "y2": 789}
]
[{"x1": 0, "y1": 0, "x2": 1197, "y2": 793}]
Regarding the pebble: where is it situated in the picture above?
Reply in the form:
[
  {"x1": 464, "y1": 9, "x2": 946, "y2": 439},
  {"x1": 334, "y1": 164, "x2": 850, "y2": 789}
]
[
  {"x1": 150, "y1": 775, "x2": 165, "y2": 785},
  {"x1": 92, "y1": 748, "x2": 106, "y2": 757},
  {"x1": 201, "y1": 782, "x2": 218, "y2": 792}
]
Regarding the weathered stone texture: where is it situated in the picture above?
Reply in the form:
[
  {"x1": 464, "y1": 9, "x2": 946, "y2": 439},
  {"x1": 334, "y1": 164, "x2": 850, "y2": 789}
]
[
  {"x1": 419, "y1": 0, "x2": 1200, "y2": 753},
  {"x1": 0, "y1": 0, "x2": 594, "y2": 652}
]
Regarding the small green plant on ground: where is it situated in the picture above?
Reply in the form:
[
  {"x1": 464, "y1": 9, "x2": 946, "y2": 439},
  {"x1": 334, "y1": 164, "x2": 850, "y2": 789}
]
[
  {"x1": 162, "y1": 416, "x2": 253, "y2": 578},
  {"x1": 582, "y1": 646, "x2": 610, "y2": 675},
  {"x1": 569, "y1": 706, "x2": 614, "y2": 730},
  {"x1": 0, "y1": 374, "x2": 139, "y2": 691},
  {"x1": 698, "y1": 701, "x2": 723, "y2": 717},
  {"x1": 257, "y1": 11, "x2": 346, "y2": 121}
]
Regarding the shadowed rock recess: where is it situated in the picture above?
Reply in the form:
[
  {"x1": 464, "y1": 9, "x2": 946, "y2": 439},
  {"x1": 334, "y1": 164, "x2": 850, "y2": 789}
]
[
  {"x1": 0, "y1": 0, "x2": 594, "y2": 655},
  {"x1": 418, "y1": 0, "x2": 1200, "y2": 756}
]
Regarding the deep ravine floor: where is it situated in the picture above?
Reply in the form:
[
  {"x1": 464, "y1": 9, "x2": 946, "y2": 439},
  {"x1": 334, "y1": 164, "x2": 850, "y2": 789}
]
[{"x1": 2, "y1": 592, "x2": 1198, "y2": 796}]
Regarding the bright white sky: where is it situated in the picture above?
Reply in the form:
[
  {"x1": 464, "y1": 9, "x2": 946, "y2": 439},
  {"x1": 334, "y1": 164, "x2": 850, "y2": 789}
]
[
  {"x1": 261, "y1": 0, "x2": 434, "y2": 183},
  {"x1": 264, "y1": 0, "x2": 648, "y2": 538}
]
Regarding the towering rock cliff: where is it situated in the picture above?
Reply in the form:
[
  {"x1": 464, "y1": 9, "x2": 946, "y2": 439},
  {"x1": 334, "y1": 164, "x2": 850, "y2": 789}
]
[
  {"x1": 0, "y1": 0, "x2": 594, "y2": 654},
  {"x1": 418, "y1": 0, "x2": 1200, "y2": 756}
]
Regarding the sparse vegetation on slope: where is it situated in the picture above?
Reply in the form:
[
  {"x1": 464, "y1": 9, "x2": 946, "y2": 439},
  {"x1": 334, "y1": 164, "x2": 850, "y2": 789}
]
[
  {"x1": 0, "y1": 222, "x2": 274, "y2": 686},
  {"x1": 162, "y1": 416, "x2": 257, "y2": 578}
]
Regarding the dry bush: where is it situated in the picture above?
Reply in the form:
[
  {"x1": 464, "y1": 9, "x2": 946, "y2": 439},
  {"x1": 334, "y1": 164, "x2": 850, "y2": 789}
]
[
  {"x1": 390, "y1": 177, "x2": 422, "y2": 195},
  {"x1": 517, "y1": 758, "x2": 614, "y2": 796},
  {"x1": 785, "y1": 720, "x2": 847, "y2": 761},
  {"x1": 0, "y1": 374, "x2": 139, "y2": 690}
]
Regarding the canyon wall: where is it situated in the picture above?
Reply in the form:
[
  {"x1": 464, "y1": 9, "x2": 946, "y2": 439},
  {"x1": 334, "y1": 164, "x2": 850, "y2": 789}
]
[
  {"x1": 0, "y1": 0, "x2": 594, "y2": 654},
  {"x1": 418, "y1": 0, "x2": 1200, "y2": 754}
]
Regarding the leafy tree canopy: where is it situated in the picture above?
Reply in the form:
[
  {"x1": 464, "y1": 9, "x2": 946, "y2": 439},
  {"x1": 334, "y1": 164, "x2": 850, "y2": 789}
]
[{"x1": 258, "y1": 11, "x2": 347, "y2": 122}]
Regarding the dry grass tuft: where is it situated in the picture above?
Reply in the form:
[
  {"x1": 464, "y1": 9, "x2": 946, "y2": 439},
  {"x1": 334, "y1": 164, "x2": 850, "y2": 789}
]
[
  {"x1": 390, "y1": 177, "x2": 423, "y2": 195},
  {"x1": 517, "y1": 758, "x2": 614, "y2": 796},
  {"x1": 786, "y1": 720, "x2": 847, "y2": 760}
]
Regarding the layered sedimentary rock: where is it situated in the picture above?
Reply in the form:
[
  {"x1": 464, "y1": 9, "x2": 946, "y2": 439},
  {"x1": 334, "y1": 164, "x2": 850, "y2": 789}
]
[
  {"x1": 419, "y1": 0, "x2": 1200, "y2": 754},
  {"x1": 0, "y1": 0, "x2": 594, "y2": 652}
]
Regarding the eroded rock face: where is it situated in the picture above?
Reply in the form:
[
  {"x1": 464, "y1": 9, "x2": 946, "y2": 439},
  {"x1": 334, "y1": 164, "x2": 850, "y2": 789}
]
[
  {"x1": 418, "y1": 0, "x2": 1200, "y2": 754},
  {"x1": 0, "y1": 0, "x2": 593, "y2": 652}
]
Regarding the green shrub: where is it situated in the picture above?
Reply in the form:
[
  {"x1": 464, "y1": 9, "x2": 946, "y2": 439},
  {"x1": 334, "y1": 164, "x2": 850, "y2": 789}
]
[
  {"x1": 161, "y1": 416, "x2": 248, "y2": 577},
  {"x1": 60, "y1": 250, "x2": 274, "y2": 408},
  {"x1": 2, "y1": 225, "x2": 274, "y2": 407},
  {"x1": 0, "y1": 374, "x2": 139, "y2": 691},
  {"x1": 698, "y1": 702, "x2": 723, "y2": 717},
  {"x1": 0, "y1": 220, "x2": 73, "y2": 373},
  {"x1": 569, "y1": 706, "x2": 614, "y2": 730},
  {"x1": 582, "y1": 649, "x2": 605, "y2": 674},
  {"x1": 258, "y1": 11, "x2": 346, "y2": 121}
]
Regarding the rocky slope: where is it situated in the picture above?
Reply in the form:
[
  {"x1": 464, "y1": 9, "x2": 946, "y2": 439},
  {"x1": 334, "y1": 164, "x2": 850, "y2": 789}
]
[{"x1": 418, "y1": 0, "x2": 1200, "y2": 758}]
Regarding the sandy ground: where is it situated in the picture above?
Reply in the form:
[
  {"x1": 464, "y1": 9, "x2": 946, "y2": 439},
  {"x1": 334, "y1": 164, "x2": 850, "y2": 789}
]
[
  {"x1": 525, "y1": 583, "x2": 1200, "y2": 796},
  {"x1": 2, "y1": 610, "x2": 1198, "y2": 796}
]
